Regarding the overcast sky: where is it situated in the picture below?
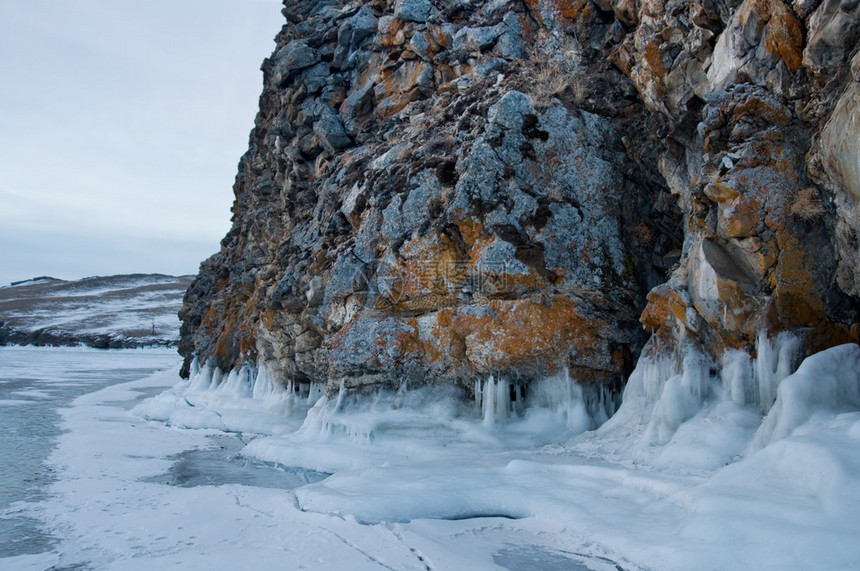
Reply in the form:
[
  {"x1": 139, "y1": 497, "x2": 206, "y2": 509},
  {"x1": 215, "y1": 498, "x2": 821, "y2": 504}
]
[{"x1": 0, "y1": 0, "x2": 284, "y2": 285}]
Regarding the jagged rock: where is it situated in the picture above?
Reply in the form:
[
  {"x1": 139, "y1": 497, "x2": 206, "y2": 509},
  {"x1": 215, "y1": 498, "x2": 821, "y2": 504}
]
[
  {"x1": 804, "y1": 0, "x2": 860, "y2": 73},
  {"x1": 272, "y1": 41, "x2": 320, "y2": 86},
  {"x1": 180, "y1": 0, "x2": 859, "y2": 394},
  {"x1": 338, "y1": 7, "x2": 378, "y2": 50},
  {"x1": 708, "y1": 0, "x2": 804, "y2": 95},
  {"x1": 313, "y1": 104, "x2": 352, "y2": 152},
  {"x1": 453, "y1": 26, "x2": 502, "y2": 52},
  {"x1": 394, "y1": 0, "x2": 432, "y2": 23},
  {"x1": 812, "y1": 49, "x2": 860, "y2": 299}
]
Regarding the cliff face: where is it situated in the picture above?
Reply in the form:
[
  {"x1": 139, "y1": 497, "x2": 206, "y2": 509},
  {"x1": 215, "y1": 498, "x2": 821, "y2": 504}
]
[{"x1": 180, "y1": 0, "x2": 859, "y2": 394}]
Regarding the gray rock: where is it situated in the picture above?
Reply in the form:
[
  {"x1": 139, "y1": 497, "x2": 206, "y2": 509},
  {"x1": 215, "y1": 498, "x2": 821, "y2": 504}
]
[
  {"x1": 340, "y1": 81, "x2": 376, "y2": 134},
  {"x1": 370, "y1": 142, "x2": 413, "y2": 171},
  {"x1": 375, "y1": 250, "x2": 403, "y2": 302},
  {"x1": 401, "y1": 170, "x2": 442, "y2": 228},
  {"x1": 294, "y1": 329, "x2": 323, "y2": 353},
  {"x1": 805, "y1": 0, "x2": 860, "y2": 73},
  {"x1": 476, "y1": 238, "x2": 531, "y2": 275},
  {"x1": 338, "y1": 6, "x2": 378, "y2": 49},
  {"x1": 488, "y1": 90, "x2": 534, "y2": 131},
  {"x1": 353, "y1": 213, "x2": 381, "y2": 263},
  {"x1": 381, "y1": 195, "x2": 406, "y2": 241},
  {"x1": 273, "y1": 41, "x2": 320, "y2": 85},
  {"x1": 485, "y1": 183, "x2": 538, "y2": 231},
  {"x1": 394, "y1": 0, "x2": 432, "y2": 23},
  {"x1": 302, "y1": 62, "x2": 331, "y2": 94},
  {"x1": 475, "y1": 58, "x2": 509, "y2": 77},
  {"x1": 453, "y1": 26, "x2": 501, "y2": 52},
  {"x1": 321, "y1": 254, "x2": 367, "y2": 324},
  {"x1": 349, "y1": 7, "x2": 378, "y2": 44},
  {"x1": 494, "y1": 12, "x2": 525, "y2": 59},
  {"x1": 537, "y1": 202, "x2": 586, "y2": 274},
  {"x1": 453, "y1": 140, "x2": 504, "y2": 207},
  {"x1": 409, "y1": 31, "x2": 431, "y2": 59},
  {"x1": 306, "y1": 276, "x2": 325, "y2": 307},
  {"x1": 328, "y1": 316, "x2": 417, "y2": 375},
  {"x1": 313, "y1": 106, "x2": 352, "y2": 153}
]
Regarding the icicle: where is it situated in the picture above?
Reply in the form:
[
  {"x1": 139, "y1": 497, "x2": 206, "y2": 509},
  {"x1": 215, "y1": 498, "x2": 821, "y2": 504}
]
[
  {"x1": 774, "y1": 332, "x2": 800, "y2": 384},
  {"x1": 512, "y1": 383, "x2": 526, "y2": 418},
  {"x1": 333, "y1": 379, "x2": 347, "y2": 411},
  {"x1": 500, "y1": 377, "x2": 513, "y2": 423},
  {"x1": 211, "y1": 366, "x2": 224, "y2": 389},
  {"x1": 591, "y1": 385, "x2": 610, "y2": 427},
  {"x1": 220, "y1": 366, "x2": 253, "y2": 399},
  {"x1": 252, "y1": 364, "x2": 282, "y2": 400},
  {"x1": 755, "y1": 330, "x2": 778, "y2": 411},
  {"x1": 722, "y1": 349, "x2": 754, "y2": 406},
  {"x1": 188, "y1": 361, "x2": 213, "y2": 392},
  {"x1": 394, "y1": 378, "x2": 407, "y2": 408},
  {"x1": 631, "y1": 352, "x2": 679, "y2": 405},
  {"x1": 483, "y1": 375, "x2": 495, "y2": 428},
  {"x1": 307, "y1": 382, "x2": 324, "y2": 406},
  {"x1": 754, "y1": 331, "x2": 801, "y2": 412},
  {"x1": 681, "y1": 351, "x2": 711, "y2": 401}
]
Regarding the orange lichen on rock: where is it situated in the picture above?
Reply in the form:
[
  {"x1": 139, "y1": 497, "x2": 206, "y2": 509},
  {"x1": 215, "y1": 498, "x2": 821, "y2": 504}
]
[
  {"x1": 771, "y1": 232, "x2": 825, "y2": 324},
  {"x1": 396, "y1": 233, "x2": 464, "y2": 300},
  {"x1": 453, "y1": 297, "x2": 603, "y2": 374},
  {"x1": 719, "y1": 192, "x2": 764, "y2": 238},
  {"x1": 551, "y1": 0, "x2": 592, "y2": 21},
  {"x1": 422, "y1": 309, "x2": 467, "y2": 365},
  {"x1": 704, "y1": 179, "x2": 740, "y2": 204},
  {"x1": 729, "y1": 95, "x2": 791, "y2": 127},
  {"x1": 738, "y1": 0, "x2": 804, "y2": 71},
  {"x1": 375, "y1": 61, "x2": 432, "y2": 118},
  {"x1": 199, "y1": 282, "x2": 259, "y2": 366},
  {"x1": 640, "y1": 284, "x2": 689, "y2": 332},
  {"x1": 641, "y1": 37, "x2": 668, "y2": 79},
  {"x1": 457, "y1": 218, "x2": 484, "y2": 250},
  {"x1": 377, "y1": 17, "x2": 409, "y2": 48}
]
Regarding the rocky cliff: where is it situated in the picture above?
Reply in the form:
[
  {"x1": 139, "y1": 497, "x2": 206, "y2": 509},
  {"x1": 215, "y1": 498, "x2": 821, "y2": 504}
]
[{"x1": 180, "y1": 0, "x2": 860, "y2": 396}]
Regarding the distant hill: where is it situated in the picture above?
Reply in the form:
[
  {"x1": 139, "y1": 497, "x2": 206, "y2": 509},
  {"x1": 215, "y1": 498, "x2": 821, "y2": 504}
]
[{"x1": 0, "y1": 274, "x2": 193, "y2": 348}]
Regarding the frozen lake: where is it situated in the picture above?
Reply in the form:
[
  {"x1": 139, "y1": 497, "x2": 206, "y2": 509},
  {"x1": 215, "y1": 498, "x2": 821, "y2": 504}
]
[
  {"x1": 2, "y1": 344, "x2": 859, "y2": 569},
  {"x1": 0, "y1": 346, "x2": 179, "y2": 559}
]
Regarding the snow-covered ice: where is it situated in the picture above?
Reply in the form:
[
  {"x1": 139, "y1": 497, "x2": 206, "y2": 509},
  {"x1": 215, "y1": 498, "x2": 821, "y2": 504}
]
[{"x1": 4, "y1": 338, "x2": 860, "y2": 570}]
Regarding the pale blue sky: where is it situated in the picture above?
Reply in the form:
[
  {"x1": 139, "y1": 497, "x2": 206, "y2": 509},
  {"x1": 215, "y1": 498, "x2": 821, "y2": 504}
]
[{"x1": 0, "y1": 0, "x2": 284, "y2": 285}]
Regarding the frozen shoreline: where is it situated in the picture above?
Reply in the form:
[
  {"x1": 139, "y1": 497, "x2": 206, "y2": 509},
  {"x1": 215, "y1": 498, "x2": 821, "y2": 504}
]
[{"x1": 7, "y1": 342, "x2": 860, "y2": 569}]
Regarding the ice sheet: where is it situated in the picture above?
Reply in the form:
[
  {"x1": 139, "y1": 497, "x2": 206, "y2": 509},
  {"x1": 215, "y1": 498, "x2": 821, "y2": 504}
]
[{"x1": 11, "y1": 340, "x2": 860, "y2": 570}]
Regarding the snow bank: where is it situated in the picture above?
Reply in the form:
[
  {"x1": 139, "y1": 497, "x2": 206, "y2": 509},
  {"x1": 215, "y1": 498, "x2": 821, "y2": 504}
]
[{"x1": 750, "y1": 343, "x2": 860, "y2": 451}]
